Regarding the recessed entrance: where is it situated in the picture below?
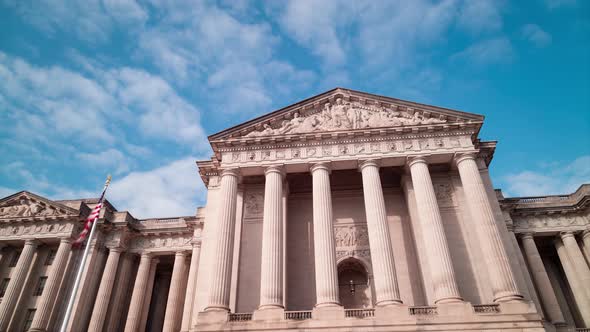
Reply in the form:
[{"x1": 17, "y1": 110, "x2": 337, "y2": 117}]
[{"x1": 337, "y1": 258, "x2": 372, "y2": 308}]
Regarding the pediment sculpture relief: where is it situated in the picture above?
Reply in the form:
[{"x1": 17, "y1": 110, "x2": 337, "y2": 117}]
[
  {"x1": 245, "y1": 98, "x2": 446, "y2": 137},
  {"x1": 0, "y1": 196, "x2": 61, "y2": 218}
]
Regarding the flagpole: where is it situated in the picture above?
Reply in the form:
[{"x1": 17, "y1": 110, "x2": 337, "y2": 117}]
[{"x1": 59, "y1": 175, "x2": 112, "y2": 332}]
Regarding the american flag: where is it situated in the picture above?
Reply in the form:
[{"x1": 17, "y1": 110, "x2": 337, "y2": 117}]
[
  {"x1": 73, "y1": 175, "x2": 111, "y2": 245},
  {"x1": 73, "y1": 201, "x2": 103, "y2": 245}
]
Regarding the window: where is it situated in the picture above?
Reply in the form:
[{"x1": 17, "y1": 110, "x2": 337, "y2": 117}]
[
  {"x1": 45, "y1": 249, "x2": 57, "y2": 266},
  {"x1": 33, "y1": 277, "x2": 47, "y2": 296},
  {"x1": 22, "y1": 309, "x2": 36, "y2": 332},
  {"x1": 0, "y1": 278, "x2": 10, "y2": 297},
  {"x1": 8, "y1": 250, "x2": 21, "y2": 267}
]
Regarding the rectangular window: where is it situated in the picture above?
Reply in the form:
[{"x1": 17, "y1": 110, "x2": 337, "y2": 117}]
[
  {"x1": 33, "y1": 277, "x2": 47, "y2": 296},
  {"x1": 45, "y1": 249, "x2": 57, "y2": 266},
  {"x1": 8, "y1": 250, "x2": 21, "y2": 267},
  {"x1": 0, "y1": 278, "x2": 10, "y2": 297},
  {"x1": 22, "y1": 309, "x2": 36, "y2": 332}
]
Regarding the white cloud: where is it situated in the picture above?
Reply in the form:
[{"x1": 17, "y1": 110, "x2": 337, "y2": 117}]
[
  {"x1": 108, "y1": 156, "x2": 206, "y2": 218},
  {"x1": 0, "y1": 52, "x2": 207, "y2": 150},
  {"x1": 521, "y1": 24, "x2": 552, "y2": 47},
  {"x1": 452, "y1": 37, "x2": 514, "y2": 65},
  {"x1": 77, "y1": 148, "x2": 130, "y2": 175},
  {"x1": 502, "y1": 155, "x2": 590, "y2": 197},
  {"x1": 2, "y1": 0, "x2": 147, "y2": 42},
  {"x1": 457, "y1": 0, "x2": 503, "y2": 34}
]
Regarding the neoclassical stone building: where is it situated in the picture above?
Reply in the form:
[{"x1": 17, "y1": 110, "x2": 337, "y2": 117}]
[{"x1": 0, "y1": 88, "x2": 588, "y2": 332}]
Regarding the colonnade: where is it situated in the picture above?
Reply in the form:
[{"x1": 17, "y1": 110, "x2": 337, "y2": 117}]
[{"x1": 202, "y1": 153, "x2": 525, "y2": 316}]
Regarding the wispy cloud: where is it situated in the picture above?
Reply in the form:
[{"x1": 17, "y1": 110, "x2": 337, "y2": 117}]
[
  {"x1": 452, "y1": 37, "x2": 514, "y2": 65},
  {"x1": 521, "y1": 24, "x2": 552, "y2": 47},
  {"x1": 502, "y1": 155, "x2": 590, "y2": 197}
]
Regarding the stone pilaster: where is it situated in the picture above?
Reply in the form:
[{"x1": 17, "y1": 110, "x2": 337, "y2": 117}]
[
  {"x1": 87, "y1": 247, "x2": 122, "y2": 332},
  {"x1": 555, "y1": 237, "x2": 590, "y2": 327},
  {"x1": 455, "y1": 153, "x2": 523, "y2": 302},
  {"x1": 28, "y1": 238, "x2": 72, "y2": 332},
  {"x1": 124, "y1": 253, "x2": 153, "y2": 332},
  {"x1": 520, "y1": 233, "x2": 565, "y2": 326},
  {"x1": 359, "y1": 160, "x2": 402, "y2": 306},
  {"x1": 0, "y1": 239, "x2": 38, "y2": 332},
  {"x1": 181, "y1": 243, "x2": 202, "y2": 332},
  {"x1": 204, "y1": 168, "x2": 239, "y2": 312},
  {"x1": 163, "y1": 251, "x2": 189, "y2": 332},
  {"x1": 310, "y1": 163, "x2": 341, "y2": 311},
  {"x1": 408, "y1": 157, "x2": 463, "y2": 304},
  {"x1": 560, "y1": 231, "x2": 590, "y2": 299},
  {"x1": 256, "y1": 165, "x2": 285, "y2": 317}
]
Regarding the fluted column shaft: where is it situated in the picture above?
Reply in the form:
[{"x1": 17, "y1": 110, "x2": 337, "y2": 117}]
[
  {"x1": 28, "y1": 238, "x2": 72, "y2": 332},
  {"x1": 555, "y1": 238, "x2": 590, "y2": 327},
  {"x1": 455, "y1": 154, "x2": 523, "y2": 302},
  {"x1": 139, "y1": 259, "x2": 159, "y2": 332},
  {"x1": 409, "y1": 157, "x2": 463, "y2": 304},
  {"x1": 0, "y1": 239, "x2": 38, "y2": 331},
  {"x1": 520, "y1": 234, "x2": 565, "y2": 325},
  {"x1": 583, "y1": 230, "x2": 590, "y2": 266},
  {"x1": 311, "y1": 163, "x2": 340, "y2": 307},
  {"x1": 124, "y1": 253, "x2": 153, "y2": 332},
  {"x1": 359, "y1": 160, "x2": 402, "y2": 305},
  {"x1": 205, "y1": 169, "x2": 239, "y2": 311},
  {"x1": 561, "y1": 232, "x2": 590, "y2": 298},
  {"x1": 259, "y1": 166, "x2": 285, "y2": 309},
  {"x1": 181, "y1": 243, "x2": 201, "y2": 331},
  {"x1": 163, "y1": 251, "x2": 188, "y2": 332},
  {"x1": 87, "y1": 247, "x2": 122, "y2": 332}
]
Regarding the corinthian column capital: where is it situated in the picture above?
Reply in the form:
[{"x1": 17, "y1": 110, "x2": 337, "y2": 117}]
[
  {"x1": 264, "y1": 164, "x2": 285, "y2": 177},
  {"x1": 406, "y1": 155, "x2": 428, "y2": 168},
  {"x1": 358, "y1": 159, "x2": 380, "y2": 171},
  {"x1": 309, "y1": 162, "x2": 331, "y2": 174}
]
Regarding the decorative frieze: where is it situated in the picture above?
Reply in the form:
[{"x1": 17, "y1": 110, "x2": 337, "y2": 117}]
[
  {"x1": 0, "y1": 221, "x2": 75, "y2": 240},
  {"x1": 513, "y1": 213, "x2": 589, "y2": 233},
  {"x1": 220, "y1": 135, "x2": 473, "y2": 166},
  {"x1": 130, "y1": 235, "x2": 193, "y2": 252}
]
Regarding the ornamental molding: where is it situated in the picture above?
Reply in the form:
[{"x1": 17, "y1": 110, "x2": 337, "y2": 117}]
[
  {"x1": 0, "y1": 220, "x2": 76, "y2": 240},
  {"x1": 220, "y1": 135, "x2": 474, "y2": 167},
  {"x1": 0, "y1": 191, "x2": 79, "y2": 221},
  {"x1": 129, "y1": 234, "x2": 193, "y2": 253},
  {"x1": 512, "y1": 212, "x2": 589, "y2": 234}
]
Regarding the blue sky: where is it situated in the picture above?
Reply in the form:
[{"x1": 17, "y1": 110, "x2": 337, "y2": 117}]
[{"x1": 0, "y1": 0, "x2": 589, "y2": 218}]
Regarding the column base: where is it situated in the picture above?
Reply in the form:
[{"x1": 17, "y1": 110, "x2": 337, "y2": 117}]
[
  {"x1": 435, "y1": 296, "x2": 464, "y2": 304},
  {"x1": 253, "y1": 306, "x2": 284, "y2": 321},
  {"x1": 494, "y1": 291, "x2": 525, "y2": 303},
  {"x1": 437, "y1": 301, "x2": 473, "y2": 316},
  {"x1": 312, "y1": 304, "x2": 344, "y2": 320},
  {"x1": 375, "y1": 304, "x2": 409, "y2": 321},
  {"x1": 498, "y1": 300, "x2": 538, "y2": 315},
  {"x1": 196, "y1": 309, "x2": 229, "y2": 324},
  {"x1": 27, "y1": 329, "x2": 46, "y2": 332},
  {"x1": 375, "y1": 299, "x2": 403, "y2": 307}
]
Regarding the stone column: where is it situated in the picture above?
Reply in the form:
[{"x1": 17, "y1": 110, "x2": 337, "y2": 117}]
[
  {"x1": 555, "y1": 237, "x2": 590, "y2": 327},
  {"x1": 455, "y1": 153, "x2": 523, "y2": 302},
  {"x1": 205, "y1": 169, "x2": 239, "y2": 312},
  {"x1": 124, "y1": 253, "x2": 153, "y2": 332},
  {"x1": 561, "y1": 231, "x2": 590, "y2": 298},
  {"x1": 359, "y1": 160, "x2": 402, "y2": 306},
  {"x1": 28, "y1": 238, "x2": 72, "y2": 332},
  {"x1": 257, "y1": 165, "x2": 285, "y2": 315},
  {"x1": 87, "y1": 247, "x2": 122, "y2": 332},
  {"x1": 139, "y1": 258, "x2": 159, "y2": 332},
  {"x1": 520, "y1": 233, "x2": 565, "y2": 325},
  {"x1": 310, "y1": 163, "x2": 341, "y2": 309},
  {"x1": 0, "y1": 239, "x2": 38, "y2": 332},
  {"x1": 181, "y1": 243, "x2": 201, "y2": 332},
  {"x1": 163, "y1": 251, "x2": 189, "y2": 332},
  {"x1": 408, "y1": 157, "x2": 463, "y2": 304},
  {"x1": 583, "y1": 229, "x2": 590, "y2": 266}
]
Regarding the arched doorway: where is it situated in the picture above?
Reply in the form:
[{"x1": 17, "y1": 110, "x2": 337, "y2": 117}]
[{"x1": 338, "y1": 258, "x2": 372, "y2": 308}]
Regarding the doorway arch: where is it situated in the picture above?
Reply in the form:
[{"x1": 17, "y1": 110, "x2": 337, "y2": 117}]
[{"x1": 337, "y1": 257, "x2": 372, "y2": 308}]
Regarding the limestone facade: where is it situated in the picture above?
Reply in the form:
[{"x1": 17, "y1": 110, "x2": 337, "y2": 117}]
[{"x1": 0, "y1": 88, "x2": 587, "y2": 331}]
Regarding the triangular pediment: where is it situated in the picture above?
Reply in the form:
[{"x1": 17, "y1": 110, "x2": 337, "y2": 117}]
[
  {"x1": 0, "y1": 191, "x2": 79, "y2": 221},
  {"x1": 210, "y1": 88, "x2": 484, "y2": 141}
]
